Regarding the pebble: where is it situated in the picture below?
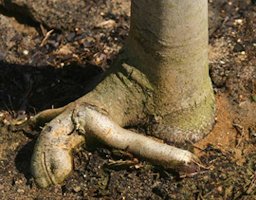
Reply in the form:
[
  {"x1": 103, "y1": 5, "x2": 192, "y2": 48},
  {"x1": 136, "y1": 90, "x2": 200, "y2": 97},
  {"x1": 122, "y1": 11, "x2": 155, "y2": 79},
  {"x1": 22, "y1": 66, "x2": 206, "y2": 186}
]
[
  {"x1": 73, "y1": 186, "x2": 81, "y2": 193},
  {"x1": 234, "y1": 19, "x2": 243, "y2": 25},
  {"x1": 23, "y1": 50, "x2": 29, "y2": 55},
  {"x1": 17, "y1": 189, "x2": 25, "y2": 193},
  {"x1": 217, "y1": 186, "x2": 223, "y2": 193}
]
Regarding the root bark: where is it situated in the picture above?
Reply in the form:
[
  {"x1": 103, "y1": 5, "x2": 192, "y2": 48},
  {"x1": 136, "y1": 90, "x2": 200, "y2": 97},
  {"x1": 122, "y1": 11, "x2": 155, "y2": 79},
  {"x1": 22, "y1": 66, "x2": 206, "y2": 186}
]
[{"x1": 29, "y1": 63, "x2": 202, "y2": 188}]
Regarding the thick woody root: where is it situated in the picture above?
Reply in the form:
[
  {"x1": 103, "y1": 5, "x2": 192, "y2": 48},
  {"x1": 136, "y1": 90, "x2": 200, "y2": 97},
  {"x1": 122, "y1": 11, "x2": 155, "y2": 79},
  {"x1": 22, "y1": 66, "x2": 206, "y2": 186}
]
[
  {"x1": 74, "y1": 104, "x2": 200, "y2": 169},
  {"x1": 31, "y1": 103, "x2": 200, "y2": 188},
  {"x1": 31, "y1": 109, "x2": 84, "y2": 188}
]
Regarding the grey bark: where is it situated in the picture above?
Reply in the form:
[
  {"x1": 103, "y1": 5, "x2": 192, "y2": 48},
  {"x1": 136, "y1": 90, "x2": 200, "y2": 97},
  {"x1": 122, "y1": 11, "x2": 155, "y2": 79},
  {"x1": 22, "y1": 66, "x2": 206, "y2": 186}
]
[{"x1": 125, "y1": 0, "x2": 215, "y2": 142}]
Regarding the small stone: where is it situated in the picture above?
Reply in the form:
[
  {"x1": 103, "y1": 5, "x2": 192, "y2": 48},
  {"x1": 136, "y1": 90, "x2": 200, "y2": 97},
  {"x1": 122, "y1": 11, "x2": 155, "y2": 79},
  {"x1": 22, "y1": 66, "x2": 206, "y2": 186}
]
[
  {"x1": 234, "y1": 19, "x2": 243, "y2": 25},
  {"x1": 217, "y1": 186, "x2": 223, "y2": 193},
  {"x1": 73, "y1": 186, "x2": 81, "y2": 193},
  {"x1": 23, "y1": 50, "x2": 29, "y2": 55},
  {"x1": 17, "y1": 189, "x2": 25, "y2": 193}
]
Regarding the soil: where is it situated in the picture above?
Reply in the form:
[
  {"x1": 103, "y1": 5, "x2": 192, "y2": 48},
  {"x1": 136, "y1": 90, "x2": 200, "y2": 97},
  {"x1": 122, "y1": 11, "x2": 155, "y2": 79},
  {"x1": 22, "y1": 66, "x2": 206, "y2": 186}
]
[{"x1": 0, "y1": 0, "x2": 256, "y2": 199}]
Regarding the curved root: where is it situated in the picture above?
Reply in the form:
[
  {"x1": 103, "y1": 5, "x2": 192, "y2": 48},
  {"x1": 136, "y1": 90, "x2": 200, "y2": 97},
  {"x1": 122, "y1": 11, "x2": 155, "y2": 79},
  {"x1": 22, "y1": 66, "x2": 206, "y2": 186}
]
[
  {"x1": 31, "y1": 104, "x2": 199, "y2": 188},
  {"x1": 31, "y1": 109, "x2": 84, "y2": 188},
  {"x1": 74, "y1": 104, "x2": 199, "y2": 169}
]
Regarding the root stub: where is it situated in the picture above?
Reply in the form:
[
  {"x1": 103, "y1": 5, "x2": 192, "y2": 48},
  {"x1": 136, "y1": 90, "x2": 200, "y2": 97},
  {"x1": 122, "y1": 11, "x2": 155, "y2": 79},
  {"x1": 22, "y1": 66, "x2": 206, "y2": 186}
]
[{"x1": 31, "y1": 104, "x2": 201, "y2": 188}]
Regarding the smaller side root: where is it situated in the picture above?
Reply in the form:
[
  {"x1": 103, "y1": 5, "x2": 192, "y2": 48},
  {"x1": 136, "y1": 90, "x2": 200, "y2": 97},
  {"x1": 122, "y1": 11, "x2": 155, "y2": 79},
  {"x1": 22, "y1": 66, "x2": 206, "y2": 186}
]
[
  {"x1": 29, "y1": 106, "x2": 68, "y2": 127},
  {"x1": 74, "y1": 104, "x2": 200, "y2": 171},
  {"x1": 13, "y1": 106, "x2": 68, "y2": 132}
]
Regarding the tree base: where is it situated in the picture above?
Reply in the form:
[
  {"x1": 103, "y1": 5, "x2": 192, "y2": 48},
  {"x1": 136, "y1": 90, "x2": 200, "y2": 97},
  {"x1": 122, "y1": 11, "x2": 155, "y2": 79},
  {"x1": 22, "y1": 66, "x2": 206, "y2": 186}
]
[
  {"x1": 23, "y1": 62, "x2": 214, "y2": 188},
  {"x1": 149, "y1": 92, "x2": 216, "y2": 143}
]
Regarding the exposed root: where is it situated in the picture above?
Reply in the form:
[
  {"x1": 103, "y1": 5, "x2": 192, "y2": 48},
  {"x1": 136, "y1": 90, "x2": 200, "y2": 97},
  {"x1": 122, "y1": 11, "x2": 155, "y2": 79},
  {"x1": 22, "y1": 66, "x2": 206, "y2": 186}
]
[
  {"x1": 13, "y1": 106, "x2": 68, "y2": 132},
  {"x1": 73, "y1": 104, "x2": 199, "y2": 169},
  {"x1": 31, "y1": 109, "x2": 84, "y2": 188},
  {"x1": 29, "y1": 106, "x2": 68, "y2": 127},
  {"x1": 31, "y1": 103, "x2": 200, "y2": 188}
]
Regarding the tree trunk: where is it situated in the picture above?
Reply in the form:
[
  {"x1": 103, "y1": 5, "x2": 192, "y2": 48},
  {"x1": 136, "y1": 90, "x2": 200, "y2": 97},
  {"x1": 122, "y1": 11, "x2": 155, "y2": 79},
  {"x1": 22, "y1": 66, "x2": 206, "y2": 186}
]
[
  {"x1": 29, "y1": 0, "x2": 215, "y2": 188},
  {"x1": 126, "y1": 0, "x2": 215, "y2": 142}
]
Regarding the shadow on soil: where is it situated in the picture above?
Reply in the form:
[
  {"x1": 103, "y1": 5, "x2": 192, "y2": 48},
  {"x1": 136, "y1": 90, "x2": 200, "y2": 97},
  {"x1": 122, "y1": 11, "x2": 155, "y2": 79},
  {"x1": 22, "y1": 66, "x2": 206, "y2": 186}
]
[
  {"x1": 0, "y1": 62, "x2": 103, "y2": 113},
  {"x1": 15, "y1": 140, "x2": 36, "y2": 182}
]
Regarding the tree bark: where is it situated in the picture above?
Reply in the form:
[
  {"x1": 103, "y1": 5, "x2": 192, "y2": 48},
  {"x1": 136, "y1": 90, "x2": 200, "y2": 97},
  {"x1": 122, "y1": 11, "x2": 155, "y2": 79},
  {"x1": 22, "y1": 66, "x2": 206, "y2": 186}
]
[
  {"x1": 29, "y1": 0, "x2": 215, "y2": 188},
  {"x1": 126, "y1": 0, "x2": 215, "y2": 142}
]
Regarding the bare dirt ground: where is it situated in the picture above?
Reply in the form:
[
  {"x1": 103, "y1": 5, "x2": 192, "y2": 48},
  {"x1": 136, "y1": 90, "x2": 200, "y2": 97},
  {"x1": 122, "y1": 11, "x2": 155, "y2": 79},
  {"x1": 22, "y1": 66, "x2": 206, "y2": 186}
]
[{"x1": 0, "y1": 0, "x2": 256, "y2": 199}]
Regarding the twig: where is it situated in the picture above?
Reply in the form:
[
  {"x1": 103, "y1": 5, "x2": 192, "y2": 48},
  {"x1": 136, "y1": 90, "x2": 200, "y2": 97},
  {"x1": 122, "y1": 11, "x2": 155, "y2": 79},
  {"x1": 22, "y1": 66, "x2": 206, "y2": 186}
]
[
  {"x1": 233, "y1": 123, "x2": 245, "y2": 147},
  {"x1": 40, "y1": 29, "x2": 54, "y2": 47}
]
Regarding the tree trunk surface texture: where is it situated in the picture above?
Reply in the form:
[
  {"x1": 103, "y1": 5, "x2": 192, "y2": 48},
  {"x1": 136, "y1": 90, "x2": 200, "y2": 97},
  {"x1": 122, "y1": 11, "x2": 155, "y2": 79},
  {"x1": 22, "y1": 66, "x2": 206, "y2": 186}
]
[{"x1": 127, "y1": 0, "x2": 215, "y2": 142}]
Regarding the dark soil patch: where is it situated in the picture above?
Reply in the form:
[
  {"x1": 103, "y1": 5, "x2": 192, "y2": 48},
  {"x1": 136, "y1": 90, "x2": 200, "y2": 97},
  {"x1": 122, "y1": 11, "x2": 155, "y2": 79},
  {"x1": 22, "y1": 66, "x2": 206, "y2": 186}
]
[{"x1": 0, "y1": 1, "x2": 256, "y2": 199}]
